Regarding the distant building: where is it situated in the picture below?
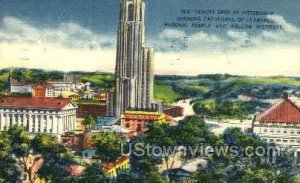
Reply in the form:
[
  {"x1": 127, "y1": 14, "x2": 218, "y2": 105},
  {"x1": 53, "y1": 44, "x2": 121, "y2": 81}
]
[
  {"x1": 77, "y1": 104, "x2": 107, "y2": 119},
  {"x1": 121, "y1": 110, "x2": 167, "y2": 133},
  {"x1": 61, "y1": 133, "x2": 84, "y2": 152},
  {"x1": 238, "y1": 94, "x2": 255, "y2": 101},
  {"x1": 93, "y1": 117, "x2": 134, "y2": 140},
  {"x1": 82, "y1": 149, "x2": 97, "y2": 159},
  {"x1": 102, "y1": 156, "x2": 130, "y2": 177},
  {"x1": 32, "y1": 83, "x2": 55, "y2": 98},
  {"x1": 253, "y1": 92, "x2": 300, "y2": 152},
  {"x1": 8, "y1": 70, "x2": 33, "y2": 94},
  {"x1": 0, "y1": 97, "x2": 77, "y2": 135},
  {"x1": 163, "y1": 106, "x2": 184, "y2": 118}
]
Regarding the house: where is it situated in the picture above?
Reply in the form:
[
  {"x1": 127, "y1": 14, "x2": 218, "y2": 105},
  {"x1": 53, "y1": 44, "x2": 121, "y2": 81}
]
[
  {"x1": 32, "y1": 83, "x2": 54, "y2": 98},
  {"x1": 82, "y1": 149, "x2": 97, "y2": 159},
  {"x1": 102, "y1": 156, "x2": 130, "y2": 177}
]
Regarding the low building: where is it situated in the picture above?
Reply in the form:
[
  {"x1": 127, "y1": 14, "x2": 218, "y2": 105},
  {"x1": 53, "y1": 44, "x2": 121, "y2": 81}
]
[
  {"x1": 77, "y1": 104, "x2": 107, "y2": 119},
  {"x1": 11, "y1": 82, "x2": 33, "y2": 94},
  {"x1": 8, "y1": 70, "x2": 33, "y2": 94},
  {"x1": 0, "y1": 96, "x2": 77, "y2": 135},
  {"x1": 253, "y1": 93, "x2": 300, "y2": 152},
  {"x1": 61, "y1": 133, "x2": 84, "y2": 152},
  {"x1": 121, "y1": 110, "x2": 167, "y2": 133},
  {"x1": 82, "y1": 149, "x2": 97, "y2": 159},
  {"x1": 102, "y1": 156, "x2": 130, "y2": 177},
  {"x1": 163, "y1": 106, "x2": 184, "y2": 118},
  {"x1": 32, "y1": 84, "x2": 54, "y2": 98}
]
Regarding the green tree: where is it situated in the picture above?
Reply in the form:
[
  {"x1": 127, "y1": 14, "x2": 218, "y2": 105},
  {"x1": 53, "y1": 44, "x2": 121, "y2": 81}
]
[
  {"x1": 82, "y1": 115, "x2": 96, "y2": 130},
  {"x1": 31, "y1": 134, "x2": 78, "y2": 183},
  {"x1": 93, "y1": 132, "x2": 124, "y2": 163},
  {"x1": 194, "y1": 128, "x2": 297, "y2": 183},
  {"x1": 78, "y1": 163, "x2": 110, "y2": 183},
  {"x1": 0, "y1": 133, "x2": 20, "y2": 182}
]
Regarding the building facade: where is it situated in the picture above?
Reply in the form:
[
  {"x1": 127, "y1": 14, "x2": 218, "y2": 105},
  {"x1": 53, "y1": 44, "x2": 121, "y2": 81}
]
[
  {"x1": 114, "y1": 0, "x2": 154, "y2": 117},
  {"x1": 253, "y1": 94, "x2": 300, "y2": 151},
  {"x1": 32, "y1": 84, "x2": 55, "y2": 98},
  {"x1": 8, "y1": 70, "x2": 33, "y2": 94},
  {"x1": 121, "y1": 110, "x2": 167, "y2": 133},
  {"x1": 0, "y1": 97, "x2": 77, "y2": 135}
]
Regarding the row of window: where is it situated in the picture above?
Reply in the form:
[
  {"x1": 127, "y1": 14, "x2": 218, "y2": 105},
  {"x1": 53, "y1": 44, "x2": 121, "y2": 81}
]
[
  {"x1": 260, "y1": 128, "x2": 300, "y2": 134},
  {"x1": 263, "y1": 138, "x2": 300, "y2": 144}
]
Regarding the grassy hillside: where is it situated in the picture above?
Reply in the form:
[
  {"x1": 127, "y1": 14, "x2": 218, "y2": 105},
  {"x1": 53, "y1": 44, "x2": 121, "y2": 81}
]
[
  {"x1": 154, "y1": 82, "x2": 183, "y2": 104},
  {"x1": 1, "y1": 68, "x2": 300, "y2": 118}
]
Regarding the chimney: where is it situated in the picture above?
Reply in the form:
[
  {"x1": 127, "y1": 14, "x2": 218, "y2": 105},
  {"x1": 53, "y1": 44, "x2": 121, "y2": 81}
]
[{"x1": 282, "y1": 91, "x2": 288, "y2": 99}]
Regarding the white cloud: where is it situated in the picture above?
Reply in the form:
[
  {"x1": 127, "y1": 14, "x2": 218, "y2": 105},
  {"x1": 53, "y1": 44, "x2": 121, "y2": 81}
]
[
  {"x1": 159, "y1": 29, "x2": 186, "y2": 39},
  {"x1": 267, "y1": 15, "x2": 299, "y2": 33},
  {"x1": 0, "y1": 16, "x2": 115, "y2": 50},
  {"x1": 1, "y1": 16, "x2": 300, "y2": 77}
]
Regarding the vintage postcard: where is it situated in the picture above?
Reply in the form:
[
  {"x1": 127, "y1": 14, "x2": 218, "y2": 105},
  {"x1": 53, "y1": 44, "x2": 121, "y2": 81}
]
[{"x1": 0, "y1": 0, "x2": 300, "y2": 182}]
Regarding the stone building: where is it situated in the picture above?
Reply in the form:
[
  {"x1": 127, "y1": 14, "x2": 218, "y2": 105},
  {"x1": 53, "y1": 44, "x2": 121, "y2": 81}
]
[
  {"x1": 0, "y1": 96, "x2": 77, "y2": 135},
  {"x1": 114, "y1": 0, "x2": 154, "y2": 117}
]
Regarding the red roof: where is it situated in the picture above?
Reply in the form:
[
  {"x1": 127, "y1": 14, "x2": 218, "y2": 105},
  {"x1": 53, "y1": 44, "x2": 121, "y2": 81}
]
[
  {"x1": 0, "y1": 96, "x2": 73, "y2": 110},
  {"x1": 102, "y1": 156, "x2": 128, "y2": 171},
  {"x1": 256, "y1": 98, "x2": 300, "y2": 124},
  {"x1": 34, "y1": 83, "x2": 52, "y2": 89}
]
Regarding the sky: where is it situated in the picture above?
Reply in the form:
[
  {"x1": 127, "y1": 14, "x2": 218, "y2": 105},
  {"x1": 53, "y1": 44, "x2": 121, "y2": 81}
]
[{"x1": 0, "y1": 0, "x2": 299, "y2": 76}]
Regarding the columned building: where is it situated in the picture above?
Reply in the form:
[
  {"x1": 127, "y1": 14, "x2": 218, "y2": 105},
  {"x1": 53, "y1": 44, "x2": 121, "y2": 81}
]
[
  {"x1": 114, "y1": 0, "x2": 154, "y2": 117},
  {"x1": 0, "y1": 96, "x2": 77, "y2": 135}
]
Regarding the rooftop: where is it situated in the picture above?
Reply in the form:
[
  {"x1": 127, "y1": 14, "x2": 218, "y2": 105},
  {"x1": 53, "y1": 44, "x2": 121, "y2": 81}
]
[
  {"x1": 256, "y1": 97, "x2": 300, "y2": 124},
  {"x1": 0, "y1": 96, "x2": 74, "y2": 110}
]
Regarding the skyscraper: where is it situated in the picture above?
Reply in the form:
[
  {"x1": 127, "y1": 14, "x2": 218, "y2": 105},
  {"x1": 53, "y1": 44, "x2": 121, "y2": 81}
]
[{"x1": 114, "y1": 0, "x2": 154, "y2": 117}]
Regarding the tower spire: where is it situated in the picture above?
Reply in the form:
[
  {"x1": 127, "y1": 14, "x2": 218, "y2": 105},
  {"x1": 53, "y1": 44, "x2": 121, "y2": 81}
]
[
  {"x1": 114, "y1": 0, "x2": 154, "y2": 117},
  {"x1": 7, "y1": 69, "x2": 12, "y2": 95}
]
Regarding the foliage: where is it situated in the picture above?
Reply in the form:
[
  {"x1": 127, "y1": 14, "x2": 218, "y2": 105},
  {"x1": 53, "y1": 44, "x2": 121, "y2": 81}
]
[
  {"x1": 0, "y1": 132, "x2": 20, "y2": 182},
  {"x1": 194, "y1": 128, "x2": 298, "y2": 183},
  {"x1": 31, "y1": 134, "x2": 78, "y2": 183},
  {"x1": 81, "y1": 74, "x2": 115, "y2": 89},
  {"x1": 193, "y1": 99, "x2": 248, "y2": 120},
  {"x1": 154, "y1": 81, "x2": 183, "y2": 104},
  {"x1": 77, "y1": 163, "x2": 111, "y2": 183},
  {"x1": 93, "y1": 132, "x2": 125, "y2": 163},
  {"x1": 82, "y1": 115, "x2": 97, "y2": 129}
]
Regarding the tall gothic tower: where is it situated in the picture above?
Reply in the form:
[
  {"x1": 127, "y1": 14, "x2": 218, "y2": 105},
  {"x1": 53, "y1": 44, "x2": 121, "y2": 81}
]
[{"x1": 114, "y1": 0, "x2": 154, "y2": 117}]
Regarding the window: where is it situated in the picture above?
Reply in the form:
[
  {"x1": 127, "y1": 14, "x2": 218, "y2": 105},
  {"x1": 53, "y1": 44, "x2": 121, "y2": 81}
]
[
  {"x1": 270, "y1": 129, "x2": 274, "y2": 133},
  {"x1": 277, "y1": 130, "x2": 281, "y2": 133},
  {"x1": 269, "y1": 139, "x2": 274, "y2": 142},
  {"x1": 291, "y1": 130, "x2": 294, "y2": 134},
  {"x1": 283, "y1": 130, "x2": 287, "y2": 134},
  {"x1": 290, "y1": 140, "x2": 295, "y2": 143},
  {"x1": 127, "y1": 4, "x2": 134, "y2": 21},
  {"x1": 264, "y1": 129, "x2": 267, "y2": 132},
  {"x1": 137, "y1": 124, "x2": 142, "y2": 132},
  {"x1": 297, "y1": 130, "x2": 300, "y2": 134},
  {"x1": 276, "y1": 139, "x2": 281, "y2": 142},
  {"x1": 283, "y1": 140, "x2": 288, "y2": 143}
]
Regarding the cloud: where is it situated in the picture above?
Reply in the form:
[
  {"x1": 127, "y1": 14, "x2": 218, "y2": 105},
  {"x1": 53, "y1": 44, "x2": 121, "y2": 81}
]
[
  {"x1": 0, "y1": 16, "x2": 300, "y2": 76},
  {"x1": 267, "y1": 15, "x2": 299, "y2": 33},
  {"x1": 0, "y1": 16, "x2": 116, "y2": 50}
]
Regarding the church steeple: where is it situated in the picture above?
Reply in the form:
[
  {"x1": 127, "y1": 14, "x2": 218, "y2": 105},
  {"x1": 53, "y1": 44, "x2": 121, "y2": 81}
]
[{"x1": 7, "y1": 69, "x2": 12, "y2": 95}]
